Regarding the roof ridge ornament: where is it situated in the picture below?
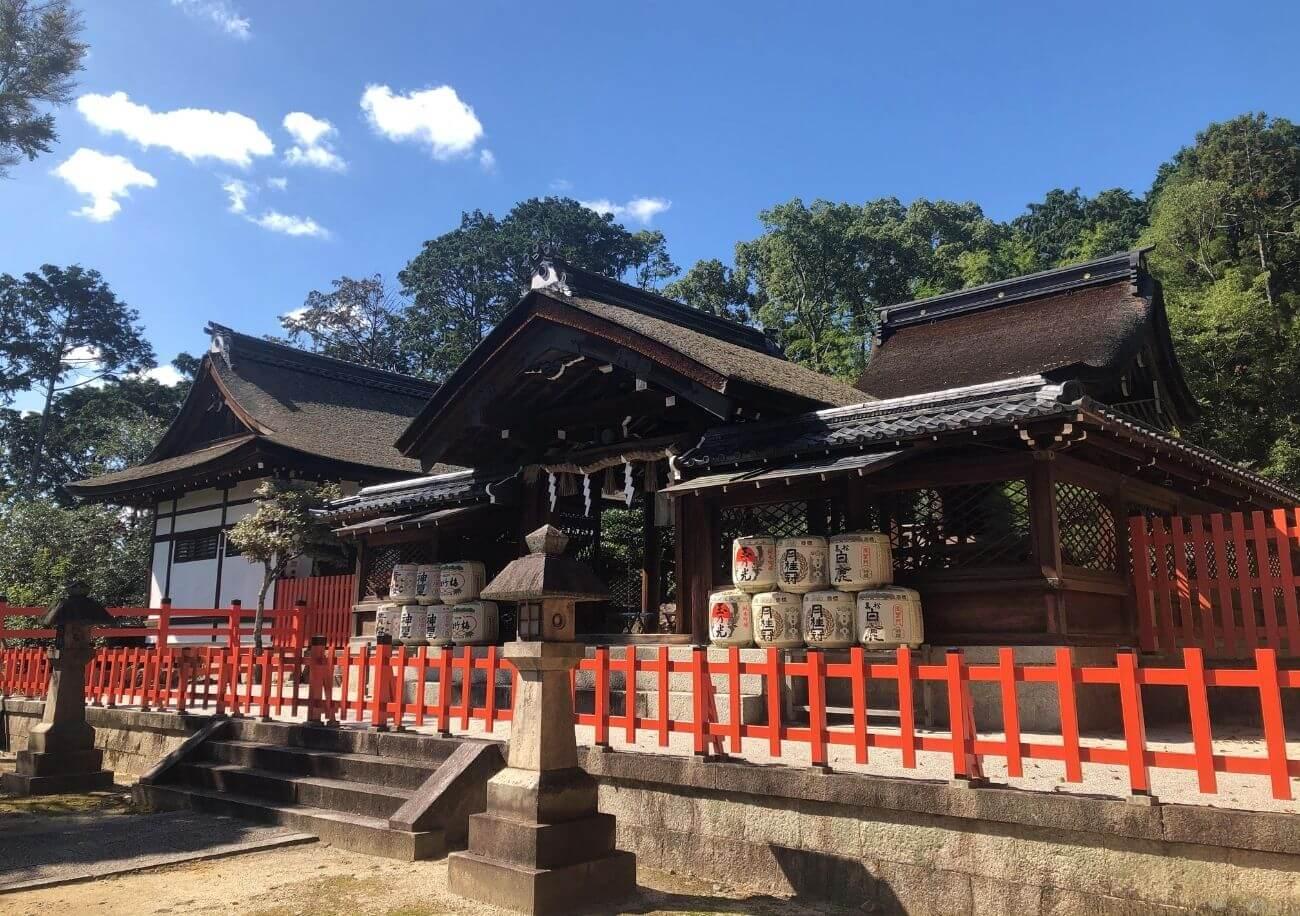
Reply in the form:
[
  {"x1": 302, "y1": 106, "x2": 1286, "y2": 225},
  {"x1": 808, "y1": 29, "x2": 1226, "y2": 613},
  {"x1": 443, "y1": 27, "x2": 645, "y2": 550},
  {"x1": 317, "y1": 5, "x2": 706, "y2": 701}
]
[{"x1": 529, "y1": 241, "x2": 571, "y2": 296}]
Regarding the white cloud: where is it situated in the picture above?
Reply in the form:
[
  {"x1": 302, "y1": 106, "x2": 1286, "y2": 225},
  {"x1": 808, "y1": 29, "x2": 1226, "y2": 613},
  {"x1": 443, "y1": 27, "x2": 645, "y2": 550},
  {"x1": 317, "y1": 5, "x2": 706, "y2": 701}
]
[
  {"x1": 550, "y1": 178, "x2": 573, "y2": 192},
  {"x1": 138, "y1": 364, "x2": 186, "y2": 386},
  {"x1": 252, "y1": 210, "x2": 330, "y2": 238},
  {"x1": 170, "y1": 0, "x2": 250, "y2": 39},
  {"x1": 222, "y1": 177, "x2": 252, "y2": 214},
  {"x1": 266, "y1": 176, "x2": 288, "y2": 190},
  {"x1": 478, "y1": 148, "x2": 496, "y2": 172},
  {"x1": 53, "y1": 148, "x2": 156, "y2": 222},
  {"x1": 77, "y1": 91, "x2": 273, "y2": 167},
  {"x1": 282, "y1": 112, "x2": 345, "y2": 171},
  {"x1": 361, "y1": 84, "x2": 483, "y2": 160},
  {"x1": 579, "y1": 196, "x2": 672, "y2": 224}
]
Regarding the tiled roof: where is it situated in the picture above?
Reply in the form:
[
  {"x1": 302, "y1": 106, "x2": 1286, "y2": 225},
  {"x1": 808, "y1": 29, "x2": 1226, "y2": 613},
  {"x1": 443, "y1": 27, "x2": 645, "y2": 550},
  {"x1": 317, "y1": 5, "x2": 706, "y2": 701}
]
[{"x1": 325, "y1": 469, "x2": 507, "y2": 520}]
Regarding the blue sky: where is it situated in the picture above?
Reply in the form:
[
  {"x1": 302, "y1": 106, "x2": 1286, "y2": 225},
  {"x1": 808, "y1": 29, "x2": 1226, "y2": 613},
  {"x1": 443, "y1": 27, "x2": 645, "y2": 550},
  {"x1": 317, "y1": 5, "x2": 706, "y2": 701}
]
[{"x1": 4, "y1": 0, "x2": 1299, "y2": 403}]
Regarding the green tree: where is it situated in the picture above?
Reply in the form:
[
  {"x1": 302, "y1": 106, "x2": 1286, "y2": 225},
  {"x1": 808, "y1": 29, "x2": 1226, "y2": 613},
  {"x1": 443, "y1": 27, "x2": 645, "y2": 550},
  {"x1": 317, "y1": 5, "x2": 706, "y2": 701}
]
[
  {"x1": 1143, "y1": 113, "x2": 1300, "y2": 483},
  {"x1": 227, "y1": 480, "x2": 342, "y2": 650},
  {"x1": 0, "y1": 499, "x2": 150, "y2": 612},
  {"x1": 1012, "y1": 187, "x2": 1147, "y2": 267},
  {"x1": 0, "y1": 0, "x2": 87, "y2": 178},
  {"x1": 277, "y1": 274, "x2": 413, "y2": 373},
  {"x1": 1, "y1": 265, "x2": 154, "y2": 495},
  {"x1": 399, "y1": 198, "x2": 677, "y2": 380},
  {"x1": 663, "y1": 258, "x2": 754, "y2": 323}
]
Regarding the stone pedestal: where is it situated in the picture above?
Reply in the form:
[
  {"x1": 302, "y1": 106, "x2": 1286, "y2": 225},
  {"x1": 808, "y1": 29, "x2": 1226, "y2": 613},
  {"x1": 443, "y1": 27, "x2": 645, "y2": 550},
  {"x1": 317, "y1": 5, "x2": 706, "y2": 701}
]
[
  {"x1": 448, "y1": 641, "x2": 635, "y2": 914},
  {"x1": 1, "y1": 646, "x2": 113, "y2": 795}
]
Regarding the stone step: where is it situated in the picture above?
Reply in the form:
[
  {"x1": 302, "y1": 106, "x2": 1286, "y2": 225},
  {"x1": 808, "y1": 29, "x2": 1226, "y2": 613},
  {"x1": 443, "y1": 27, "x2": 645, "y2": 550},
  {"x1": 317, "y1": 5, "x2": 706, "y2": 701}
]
[
  {"x1": 224, "y1": 719, "x2": 460, "y2": 765},
  {"x1": 143, "y1": 783, "x2": 442, "y2": 861},
  {"x1": 172, "y1": 761, "x2": 412, "y2": 819},
  {"x1": 201, "y1": 740, "x2": 434, "y2": 791}
]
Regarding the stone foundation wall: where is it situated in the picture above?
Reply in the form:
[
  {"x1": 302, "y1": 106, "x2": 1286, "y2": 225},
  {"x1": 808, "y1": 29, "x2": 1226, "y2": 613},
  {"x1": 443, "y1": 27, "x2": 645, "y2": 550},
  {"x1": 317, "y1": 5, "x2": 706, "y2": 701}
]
[
  {"x1": 581, "y1": 749, "x2": 1300, "y2": 915},
  {"x1": 1, "y1": 700, "x2": 205, "y2": 780}
]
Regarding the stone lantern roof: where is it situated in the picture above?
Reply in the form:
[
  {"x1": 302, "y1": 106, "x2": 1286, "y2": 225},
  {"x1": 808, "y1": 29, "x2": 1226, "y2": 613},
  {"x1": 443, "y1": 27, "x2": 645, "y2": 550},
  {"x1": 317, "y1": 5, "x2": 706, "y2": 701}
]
[
  {"x1": 480, "y1": 525, "x2": 608, "y2": 603},
  {"x1": 40, "y1": 583, "x2": 114, "y2": 628}
]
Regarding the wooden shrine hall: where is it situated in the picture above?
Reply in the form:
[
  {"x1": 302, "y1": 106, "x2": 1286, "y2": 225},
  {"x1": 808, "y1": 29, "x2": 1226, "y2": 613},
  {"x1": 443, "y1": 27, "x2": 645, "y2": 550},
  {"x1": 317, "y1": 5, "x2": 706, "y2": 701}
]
[{"x1": 327, "y1": 248, "x2": 1299, "y2": 649}]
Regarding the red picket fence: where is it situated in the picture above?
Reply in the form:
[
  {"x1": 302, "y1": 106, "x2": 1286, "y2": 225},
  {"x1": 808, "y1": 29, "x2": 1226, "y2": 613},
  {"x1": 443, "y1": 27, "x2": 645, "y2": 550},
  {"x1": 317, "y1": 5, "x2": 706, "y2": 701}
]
[
  {"x1": 274, "y1": 574, "x2": 354, "y2": 645},
  {"x1": 1131, "y1": 508, "x2": 1300, "y2": 658},
  {"x1": 0, "y1": 598, "x2": 344, "y2": 649},
  {"x1": 5, "y1": 640, "x2": 1296, "y2": 803}
]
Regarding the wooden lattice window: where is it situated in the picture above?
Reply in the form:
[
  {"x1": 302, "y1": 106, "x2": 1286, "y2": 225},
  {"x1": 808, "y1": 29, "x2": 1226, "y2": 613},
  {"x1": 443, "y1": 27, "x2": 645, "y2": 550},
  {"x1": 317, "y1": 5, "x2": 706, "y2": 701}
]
[
  {"x1": 882, "y1": 480, "x2": 1031, "y2": 571},
  {"x1": 1056, "y1": 482, "x2": 1118, "y2": 572},
  {"x1": 174, "y1": 530, "x2": 220, "y2": 564},
  {"x1": 362, "y1": 542, "x2": 434, "y2": 598}
]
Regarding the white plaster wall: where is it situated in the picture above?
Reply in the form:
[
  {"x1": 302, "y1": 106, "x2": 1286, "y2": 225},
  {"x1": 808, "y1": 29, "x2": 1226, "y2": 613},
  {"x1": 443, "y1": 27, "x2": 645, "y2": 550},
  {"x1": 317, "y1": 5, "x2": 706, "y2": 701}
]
[
  {"x1": 166, "y1": 557, "x2": 219, "y2": 609},
  {"x1": 149, "y1": 541, "x2": 169, "y2": 608},
  {"x1": 173, "y1": 507, "x2": 223, "y2": 533}
]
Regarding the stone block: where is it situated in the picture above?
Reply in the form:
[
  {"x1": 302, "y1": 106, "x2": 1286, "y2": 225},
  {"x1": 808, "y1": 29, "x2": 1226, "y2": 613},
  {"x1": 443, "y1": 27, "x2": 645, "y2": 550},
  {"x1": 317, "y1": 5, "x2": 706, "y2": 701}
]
[
  {"x1": 969, "y1": 876, "x2": 1043, "y2": 916},
  {"x1": 797, "y1": 802, "x2": 865, "y2": 859},
  {"x1": 741, "y1": 797, "x2": 801, "y2": 847},
  {"x1": 486, "y1": 766, "x2": 600, "y2": 825},
  {"x1": 466, "y1": 811, "x2": 615, "y2": 869},
  {"x1": 447, "y1": 848, "x2": 636, "y2": 916},
  {"x1": 15, "y1": 747, "x2": 104, "y2": 776},
  {"x1": 871, "y1": 859, "x2": 974, "y2": 916}
]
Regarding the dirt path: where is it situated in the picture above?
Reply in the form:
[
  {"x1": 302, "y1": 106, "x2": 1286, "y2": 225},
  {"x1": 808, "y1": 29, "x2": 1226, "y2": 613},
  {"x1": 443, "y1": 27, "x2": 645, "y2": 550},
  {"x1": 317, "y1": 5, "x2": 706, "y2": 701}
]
[{"x1": 2, "y1": 842, "x2": 851, "y2": 916}]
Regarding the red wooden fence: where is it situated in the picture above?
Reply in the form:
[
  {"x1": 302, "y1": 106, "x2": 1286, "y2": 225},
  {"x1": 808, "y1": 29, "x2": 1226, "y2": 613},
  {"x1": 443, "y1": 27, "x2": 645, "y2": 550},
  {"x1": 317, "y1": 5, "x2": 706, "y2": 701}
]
[
  {"x1": 1131, "y1": 508, "x2": 1300, "y2": 658},
  {"x1": 273, "y1": 574, "x2": 354, "y2": 645},
  {"x1": 3, "y1": 641, "x2": 1296, "y2": 803}
]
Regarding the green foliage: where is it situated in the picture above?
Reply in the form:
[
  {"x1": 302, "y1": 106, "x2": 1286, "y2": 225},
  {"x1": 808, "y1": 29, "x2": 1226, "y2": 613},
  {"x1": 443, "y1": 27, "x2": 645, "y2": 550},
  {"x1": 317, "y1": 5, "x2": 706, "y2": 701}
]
[
  {"x1": 398, "y1": 198, "x2": 676, "y2": 380},
  {"x1": 227, "y1": 479, "x2": 342, "y2": 648},
  {"x1": 662, "y1": 258, "x2": 754, "y2": 323},
  {"x1": 1143, "y1": 113, "x2": 1300, "y2": 485},
  {"x1": 0, "y1": 0, "x2": 87, "y2": 177},
  {"x1": 1012, "y1": 187, "x2": 1147, "y2": 267},
  {"x1": 276, "y1": 274, "x2": 414, "y2": 373},
  {"x1": 0, "y1": 498, "x2": 149, "y2": 609}
]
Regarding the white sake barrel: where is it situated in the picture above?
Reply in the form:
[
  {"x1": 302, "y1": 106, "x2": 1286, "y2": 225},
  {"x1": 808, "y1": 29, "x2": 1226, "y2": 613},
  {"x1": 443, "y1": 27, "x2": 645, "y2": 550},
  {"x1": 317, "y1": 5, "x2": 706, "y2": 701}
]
[
  {"x1": 398, "y1": 604, "x2": 428, "y2": 645},
  {"x1": 750, "y1": 591, "x2": 803, "y2": 649},
  {"x1": 389, "y1": 564, "x2": 419, "y2": 602},
  {"x1": 707, "y1": 588, "x2": 754, "y2": 647},
  {"x1": 424, "y1": 603, "x2": 453, "y2": 646},
  {"x1": 856, "y1": 587, "x2": 925, "y2": 649},
  {"x1": 801, "y1": 590, "x2": 857, "y2": 649},
  {"x1": 373, "y1": 603, "x2": 400, "y2": 640},
  {"x1": 731, "y1": 536, "x2": 777, "y2": 593},
  {"x1": 829, "y1": 531, "x2": 893, "y2": 591},
  {"x1": 450, "y1": 600, "x2": 499, "y2": 646},
  {"x1": 440, "y1": 561, "x2": 486, "y2": 604},
  {"x1": 415, "y1": 564, "x2": 440, "y2": 605},
  {"x1": 776, "y1": 536, "x2": 829, "y2": 593}
]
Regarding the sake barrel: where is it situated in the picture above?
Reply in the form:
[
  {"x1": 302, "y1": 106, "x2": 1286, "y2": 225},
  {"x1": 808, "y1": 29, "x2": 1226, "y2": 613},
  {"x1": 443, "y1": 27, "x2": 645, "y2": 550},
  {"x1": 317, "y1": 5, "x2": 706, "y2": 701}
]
[
  {"x1": 801, "y1": 590, "x2": 857, "y2": 649},
  {"x1": 389, "y1": 563, "x2": 419, "y2": 602},
  {"x1": 731, "y1": 536, "x2": 777, "y2": 593},
  {"x1": 707, "y1": 588, "x2": 754, "y2": 647},
  {"x1": 829, "y1": 531, "x2": 893, "y2": 591},
  {"x1": 373, "y1": 603, "x2": 400, "y2": 640},
  {"x1": 776, "y1": 536, "x2": 829, "y2": 593},
  {"x1": 750, "y1": 591, "x2": 803, "y2": 649},
  {"x1": 450, "y1": 600, "x2": 499, "y2": 646},
  {"x1": 398, "y1": 604, "x2": 428, "y2": 645},
  {"x1": 424, "y1": 603, "x2": 453, "y2": 646},
  {"x1": 415, "y1": 564, "x2": 440, "y2": 605},
  {"x1": 856, "y1": 587, "x2": 925, "y2": 649},
  {"x1": 440, "y1": 561, "x2": 486, "y2": 604}
]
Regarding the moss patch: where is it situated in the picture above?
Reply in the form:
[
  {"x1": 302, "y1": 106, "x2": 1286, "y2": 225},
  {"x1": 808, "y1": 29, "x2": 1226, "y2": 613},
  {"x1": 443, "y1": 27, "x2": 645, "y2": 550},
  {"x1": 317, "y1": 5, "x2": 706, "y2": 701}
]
[{"x1": 0, "y1": 789, "x2": 135, "y2": 819}]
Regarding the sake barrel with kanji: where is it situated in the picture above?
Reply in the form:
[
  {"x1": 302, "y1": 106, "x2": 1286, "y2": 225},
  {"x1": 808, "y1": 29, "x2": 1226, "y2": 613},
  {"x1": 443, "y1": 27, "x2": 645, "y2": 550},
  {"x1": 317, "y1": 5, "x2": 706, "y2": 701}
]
[
  {"x1": 707, "y1": 588, "x2": 754, "y2": 647},
  {"x1": 829, "y1": 531, "x2": 893, "y2": 591},
  {"x1": 415, "y1": 564, "x2": 440, "y2": 605},
  {"x1": 398, "y1": 604, "x2": 428, "y2": 645},
  {"x1": 373, "y1": 603, "x2": 400, "y2": 640},
  {"x1": 389, "y1": 564, "x2": 419, "y2": 602},
  {"x1": 856, "y1": 587, "x2": 924, "y2": 649},
  {"x1": 731, "y1": 536, "x2": 777, "y2": 593},
  {"x1": 450, "y1": 600, "x2": 499, "y2": 646},
  {"x1": 439, "y1": 562, "x2": 486, "y2": 604},
  {"x1": 801, "y1": 590, "x2": 857, "y2": 649},
  {"x1": 776, "y1": 536, "x2": 829, "y2": 593},
  {"x1": 750, "y1": 591, "x2": 803, "y2": 648},
  {"x1": 424, "y1": 603, "x2": 453, "y2": 646}
]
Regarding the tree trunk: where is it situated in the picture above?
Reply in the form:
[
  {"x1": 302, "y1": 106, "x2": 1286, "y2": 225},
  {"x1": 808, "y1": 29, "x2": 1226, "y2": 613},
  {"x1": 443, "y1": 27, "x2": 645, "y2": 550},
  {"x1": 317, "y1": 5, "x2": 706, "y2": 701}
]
[{"x1": 254, "y1": 566, "x2": 272, "y2": 652}]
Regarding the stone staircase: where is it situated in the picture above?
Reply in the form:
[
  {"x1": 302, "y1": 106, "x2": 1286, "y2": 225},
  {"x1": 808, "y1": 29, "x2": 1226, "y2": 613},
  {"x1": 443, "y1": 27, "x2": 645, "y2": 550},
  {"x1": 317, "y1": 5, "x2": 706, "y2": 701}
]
[{"x1": 137, "y1": 718, "x2": 502, "y2": 861}]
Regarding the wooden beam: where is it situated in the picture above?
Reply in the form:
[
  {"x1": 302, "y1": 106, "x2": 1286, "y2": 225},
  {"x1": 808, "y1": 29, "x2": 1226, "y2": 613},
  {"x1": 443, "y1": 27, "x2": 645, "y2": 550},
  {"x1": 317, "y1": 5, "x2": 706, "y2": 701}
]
[
  {"x1": 641, "y1": 503, "x2": 661, "y2": 633},
  {"x1": 673, "y1": 494, "x2": 716, "y2": 638}
]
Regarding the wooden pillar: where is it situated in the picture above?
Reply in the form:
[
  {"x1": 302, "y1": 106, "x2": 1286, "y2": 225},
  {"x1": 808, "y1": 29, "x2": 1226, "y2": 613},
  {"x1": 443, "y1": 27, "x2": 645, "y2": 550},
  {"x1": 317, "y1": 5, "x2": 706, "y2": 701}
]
[
  {"x1": 641, "y1": 499, "x2": 661, "y2": 633},
  {"x1": 673, "y1": 494, "x2": 716, "y2": 639},
  {"x1": 519, "y1": 465, "x2": 550, "y2": 552},
  {"x1": 846, "y1": 476, "x2": 871, "y2": 531},
  {"x1": 1029, "y1": 453, "x2": 1062, "y2": 635}
]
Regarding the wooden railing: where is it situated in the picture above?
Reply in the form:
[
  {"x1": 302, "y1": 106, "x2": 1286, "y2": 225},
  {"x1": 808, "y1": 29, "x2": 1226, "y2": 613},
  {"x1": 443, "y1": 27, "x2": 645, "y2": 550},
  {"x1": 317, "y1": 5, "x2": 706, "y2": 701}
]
[
  {"x1": 3, "y1": 641, "x2": 1297, "y2": 803},
  {"x1": 273, "y1": 574, "x2": 354, "y2": 645},
  {"x1": 1130, "y1": 508, "x2": 1300, "y2": 658}
]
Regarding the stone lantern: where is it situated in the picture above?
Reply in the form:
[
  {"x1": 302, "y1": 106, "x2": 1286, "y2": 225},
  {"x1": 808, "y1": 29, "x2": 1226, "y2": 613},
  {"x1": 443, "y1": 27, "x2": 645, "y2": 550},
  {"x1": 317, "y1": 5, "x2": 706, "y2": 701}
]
[
  {"x1": 448, "y1": 525, "x2": 636, "y2": 915},
  {"x1": 2, "y1": 583, "x2": 115, "y2": 795}
]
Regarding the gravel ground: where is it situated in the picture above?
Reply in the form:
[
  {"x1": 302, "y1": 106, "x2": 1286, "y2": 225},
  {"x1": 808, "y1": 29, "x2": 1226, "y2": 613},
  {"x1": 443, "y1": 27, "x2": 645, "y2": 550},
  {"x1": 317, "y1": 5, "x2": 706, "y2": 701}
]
[{"x1": 1, "y1": 842, "x2": 858, "y2": 916}]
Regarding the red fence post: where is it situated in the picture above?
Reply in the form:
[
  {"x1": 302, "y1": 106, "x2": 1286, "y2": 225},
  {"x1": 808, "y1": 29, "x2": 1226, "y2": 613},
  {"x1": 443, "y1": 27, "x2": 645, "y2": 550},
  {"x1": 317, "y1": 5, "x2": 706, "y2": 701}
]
[
  {"x1": 1182, "y1": 647, "x2": 1218, "y2": 794},
  {"x1": 370, "y1": 635, "x2": 392, "y2": 731},
  {"x1": 1254, "y1": 648, "x2": 1293, "y2": 801},
  {"x1": 594, "y1": 646, "x2": 610, "y2": 749},
  {"x1": 807, "y1": 649, "x2": 829, "y2": 770},
  {"x1": 227, "y1": 599, "x2": 242, "y2": 650},
  {"x1": 850, "y1": 646, "x2": 869, "y2": 765},
  {"x1": 1115, "y1": 650, "x2": 1150, "y2": 796},
  {"x1": 765, "y1": 647, "x2": 783, "y2": 759},
  {"x1": 1055, "y1": 648, "x2": 1083, "y2": 783},
  {"x1": 897, "y1": 646, "x2": 917, "y2": 769},
  {"x1": 998, "y1": 647, "x2": 1023, "y2": 778}
]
